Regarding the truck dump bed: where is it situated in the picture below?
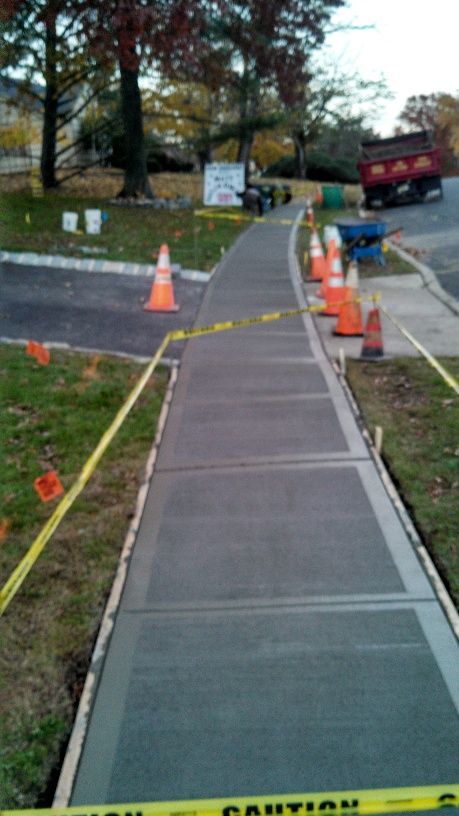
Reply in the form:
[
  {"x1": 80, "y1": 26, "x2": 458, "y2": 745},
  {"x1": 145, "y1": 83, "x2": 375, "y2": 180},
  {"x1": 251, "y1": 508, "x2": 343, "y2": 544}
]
[
  {"x1": 360, "y1": 130, "x2": 435, "y2": 160},
  {"x1": 358, "y1": 130, "x2": 442, "y2": 207}
]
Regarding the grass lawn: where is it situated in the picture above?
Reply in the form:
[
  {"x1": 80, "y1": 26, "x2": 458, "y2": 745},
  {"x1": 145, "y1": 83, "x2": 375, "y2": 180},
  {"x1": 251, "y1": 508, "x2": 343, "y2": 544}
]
[
  {"x1": 347, "y1": 358, "x2": 459, "y2": 606},
  {"x1": 0, "y1": 345, "x2": 167, "y2": 808},
  {"x1": 0, "y1": 192, "x2": 246, "y2": 271}
]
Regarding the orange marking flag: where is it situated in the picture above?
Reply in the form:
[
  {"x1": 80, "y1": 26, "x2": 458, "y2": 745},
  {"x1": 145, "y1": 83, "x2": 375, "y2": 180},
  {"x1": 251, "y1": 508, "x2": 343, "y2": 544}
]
[
  {"x1": 26, "y1": 340, "x2": 50, "y2": 365},
  {"x1": 0, "y1": 519, "x2": 11, "y2": 543},
  {"x1": 34, "y1": 471, "x2": 64, "y2": 502}
]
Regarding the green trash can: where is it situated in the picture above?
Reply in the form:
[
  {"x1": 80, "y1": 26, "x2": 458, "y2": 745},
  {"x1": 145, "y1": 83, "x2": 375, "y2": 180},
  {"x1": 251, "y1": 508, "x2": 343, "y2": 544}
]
[{"x1": 321, "y1": 185, "x2": 344, "y2": 209}]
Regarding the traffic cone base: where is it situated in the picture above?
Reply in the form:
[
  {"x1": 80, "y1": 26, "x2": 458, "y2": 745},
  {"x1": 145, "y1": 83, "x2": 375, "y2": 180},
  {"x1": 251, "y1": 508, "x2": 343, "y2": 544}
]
[
  {"x1": 361, "y1": 307, "x2": 384, "y2": 358},
  {"x1": 144, "y1": 244, "x2": 180, "y2": 313},
  {"x1": 334, "y1": 287, "x2": 364, "y2": 336},
  {"x1": 144, "y1": 293, "x2": 179, "y2": 313}
]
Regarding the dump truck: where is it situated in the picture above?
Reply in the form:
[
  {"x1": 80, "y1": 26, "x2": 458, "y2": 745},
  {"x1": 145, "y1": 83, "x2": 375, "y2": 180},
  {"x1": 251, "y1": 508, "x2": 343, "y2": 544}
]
[{"x1": 358, "y1": 130, "x2": 442, "y2": 208}]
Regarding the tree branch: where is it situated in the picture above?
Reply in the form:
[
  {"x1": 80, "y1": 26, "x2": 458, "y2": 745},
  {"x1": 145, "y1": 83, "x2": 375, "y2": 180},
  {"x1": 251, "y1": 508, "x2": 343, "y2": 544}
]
[
  {"x1": 55, "y1": 82, "x2": 115, "y2": 130},
  {"x1": 54, "y1": 118, "x2": 118, "y2": 158}
]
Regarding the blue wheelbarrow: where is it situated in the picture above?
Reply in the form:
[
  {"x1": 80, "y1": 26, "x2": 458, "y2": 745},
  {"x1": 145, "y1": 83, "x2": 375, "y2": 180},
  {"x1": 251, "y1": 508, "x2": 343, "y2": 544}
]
[{"x1": 335, "y1": 218, "x2": 390, "y2": 266}]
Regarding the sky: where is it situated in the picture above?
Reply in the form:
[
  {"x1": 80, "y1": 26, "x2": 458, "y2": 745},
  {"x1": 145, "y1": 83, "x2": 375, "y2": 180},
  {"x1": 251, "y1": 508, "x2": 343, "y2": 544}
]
[{"x1": 324, "y1": 0, "x2": 459, "y2": 136}]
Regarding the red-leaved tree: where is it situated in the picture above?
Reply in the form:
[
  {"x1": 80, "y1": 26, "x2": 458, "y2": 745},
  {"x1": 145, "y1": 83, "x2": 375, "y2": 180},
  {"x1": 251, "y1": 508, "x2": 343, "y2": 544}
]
[{"x1": 81, "y1": 0, "x2": 203, "y2": 198}]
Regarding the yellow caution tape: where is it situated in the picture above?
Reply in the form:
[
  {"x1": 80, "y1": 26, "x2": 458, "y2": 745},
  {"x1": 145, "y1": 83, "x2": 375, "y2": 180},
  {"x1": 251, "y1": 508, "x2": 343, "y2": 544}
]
[
  {"x1": 170, "y1": 303, "x2": 331, "y2": 341},
  {"x1": 0, "y1": 335, "x2": 171, "y2": 616},
  {"x1": 4, "y1": 294, "x2": 386, "y2": 614},
  {"x1": 379, "y1": 304, "x2": 459, "y2": 394},
  {"x1": 3, "y1": 290, "x2": 454, "y2": 615},
  {"x1": 0, "y1": 785, "x2": 457, "y2": 816},
  {"x1": 0, "y1": 303, "x2": 329, "y2": 615},
  {"x1": 194, "y1": 209, "x2": 314, "y2": 228}
]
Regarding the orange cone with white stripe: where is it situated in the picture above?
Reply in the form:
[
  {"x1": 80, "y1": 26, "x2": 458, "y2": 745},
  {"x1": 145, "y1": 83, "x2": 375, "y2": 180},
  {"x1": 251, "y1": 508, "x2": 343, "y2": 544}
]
[
  {"x1": 361, "y1": 306, "x2": 384, "y2": 358},
  {"x1": 334, "y1": 262, "x2": 364, "y2": 336},
  {"x1": 144, "y1": 244, "x2": 179, "y2": 312},
  {"x1": 317, "y1": 239, "x2": 339, "y2": 299},
  {"x1": 305, "y1": 229, "x2": 327, "y2": 281},
  {"x1": 306, "y1": 198, "x2": 315, "y2": 227},
  {"x1": 320, "y1": 248, "x2": 346, "y2": 317}
]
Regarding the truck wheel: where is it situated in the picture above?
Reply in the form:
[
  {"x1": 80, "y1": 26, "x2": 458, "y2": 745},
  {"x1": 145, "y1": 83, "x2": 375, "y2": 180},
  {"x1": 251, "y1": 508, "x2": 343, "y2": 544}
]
[{"x1": 421, "y1": 175, "x2": 443, "y2": 202}]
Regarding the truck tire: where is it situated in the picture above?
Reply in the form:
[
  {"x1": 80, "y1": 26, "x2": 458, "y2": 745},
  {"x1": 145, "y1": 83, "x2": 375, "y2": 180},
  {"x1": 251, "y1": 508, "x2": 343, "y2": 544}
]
[
  {"x1": 420, "y1": 175, "x2": 443, "y2": 202},
  {"x1": 364, "y1": 186, "x2": 385, "y2": 209}
]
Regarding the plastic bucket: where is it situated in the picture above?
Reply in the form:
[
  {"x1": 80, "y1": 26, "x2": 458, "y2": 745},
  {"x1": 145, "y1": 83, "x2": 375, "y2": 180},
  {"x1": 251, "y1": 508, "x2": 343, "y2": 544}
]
[
  {"x1": 85, "y1": 209, "x2": 102, "y2": 234},
  {"x1": 321, "y1": 185, "x2": 344, "y2": 209},
  {"x1": 62, "y1": 211, "x2": 78, "y2": 232}
]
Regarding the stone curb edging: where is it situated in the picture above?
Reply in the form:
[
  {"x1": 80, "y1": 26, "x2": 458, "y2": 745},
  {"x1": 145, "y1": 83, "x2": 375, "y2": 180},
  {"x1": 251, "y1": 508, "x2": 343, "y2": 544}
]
[
  {"x1": 388, "y1": 241, "x2": 459, "y2": 317},
  {"x1": 333, "y1": 358, "x2": 459, "y2": 640},
  {"x1": 0, "y1": 249, "x2": 211, "y2": 283}
]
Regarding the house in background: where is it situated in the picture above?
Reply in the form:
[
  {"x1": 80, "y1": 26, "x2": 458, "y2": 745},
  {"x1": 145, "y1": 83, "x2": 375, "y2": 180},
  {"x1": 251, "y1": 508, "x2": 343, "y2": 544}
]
[
  {"x1": 0, "y1": 77, "x2": 89, "y2": 175},
  {"x1": 0, "y1": 79, "x2": 42, "y2": 172}
]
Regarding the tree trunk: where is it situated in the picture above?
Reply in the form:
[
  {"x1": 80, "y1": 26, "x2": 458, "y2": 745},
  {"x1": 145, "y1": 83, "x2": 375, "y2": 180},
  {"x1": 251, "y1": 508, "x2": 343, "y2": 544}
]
[
  {"x1": 236, "y1": 70, "x2": 258, "y2": 184},
  {"x1": 40, "y1": 9, "x2": 58, "y2": 188},
  {"x1": 197, "y1": 142, "x2": 212, "y2": 172},
  {"x1": 293, "y1": 131, "x2": 307, "y2": 179},
  {"x1": 237, "y1": 136, "x2": 254, "y2": 184},
  {"x1": 118, "y1": 60, "x2": 154, "y2": 198}
]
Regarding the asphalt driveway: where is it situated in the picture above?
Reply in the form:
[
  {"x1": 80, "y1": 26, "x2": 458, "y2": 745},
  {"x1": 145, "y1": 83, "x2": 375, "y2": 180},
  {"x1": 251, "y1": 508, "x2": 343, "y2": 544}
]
[{"x1": 0, "y1": 262, "x2": 206, "y2": 359}]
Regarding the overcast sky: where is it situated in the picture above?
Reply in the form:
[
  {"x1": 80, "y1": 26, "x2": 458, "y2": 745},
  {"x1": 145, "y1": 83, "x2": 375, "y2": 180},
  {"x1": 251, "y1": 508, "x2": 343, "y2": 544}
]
[{"x1": 324, "y1": 0, "x2": 459, "y2": 136}]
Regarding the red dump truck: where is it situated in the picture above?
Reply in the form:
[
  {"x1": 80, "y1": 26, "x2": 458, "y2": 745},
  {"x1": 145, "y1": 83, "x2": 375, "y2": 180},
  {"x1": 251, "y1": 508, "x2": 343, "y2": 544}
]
[{"x1": 358, "y1": 130, "x2": 442, "y2": 208}]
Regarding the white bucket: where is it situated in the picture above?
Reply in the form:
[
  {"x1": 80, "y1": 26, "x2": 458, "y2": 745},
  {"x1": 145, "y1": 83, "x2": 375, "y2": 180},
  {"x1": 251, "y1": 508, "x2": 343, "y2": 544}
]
[
  {"x1": 323, "y1": 224, "x2": 342, "y2": 248},
  {"x1": 85, "y1": 209, "x2": 102, "y2": 235},
  {"x1": 62, "y1": 211, "x2": 78, "y2": 232}
]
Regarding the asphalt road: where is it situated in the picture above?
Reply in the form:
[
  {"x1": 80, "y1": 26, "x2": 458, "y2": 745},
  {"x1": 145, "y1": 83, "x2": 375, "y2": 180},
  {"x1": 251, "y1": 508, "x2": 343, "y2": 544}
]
[
  {"x1": 0, "y1": 262, "x2": 206, "y2": 359},
  {"x1": 383, "y1": 176, "x2": 459, "y2": 299}
]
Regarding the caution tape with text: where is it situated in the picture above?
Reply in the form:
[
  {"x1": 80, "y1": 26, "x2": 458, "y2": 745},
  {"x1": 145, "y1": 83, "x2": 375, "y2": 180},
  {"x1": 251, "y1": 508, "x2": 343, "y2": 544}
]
[{"x1": 0, "y1": 785, "x2": 458, "y2": 816}]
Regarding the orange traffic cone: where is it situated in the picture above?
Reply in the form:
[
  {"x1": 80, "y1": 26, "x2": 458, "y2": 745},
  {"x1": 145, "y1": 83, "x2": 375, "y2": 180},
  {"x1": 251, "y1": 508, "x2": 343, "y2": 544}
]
[
  {"x1": 320, "y1": 248, "x2": 346, "y2": 317},
  {"x1": 306, "y1": 199, "x2": 315, "y2": 227},
  {"x1": 334, "y1": 262, "x2": 364, "y2": 336},
  {"x1": 344, "y1": 259, "x2": 360, "y2": 290},
  {"x1": 144, "y1": 244, "x2": 179, "y2": 313},
  {"x1": 305, "y1": 229, "x2": 327, "y2": 281},
  {"x1": 316, "y1": 238, "x2": 337, "y2": 298},
  {"x1": 334, "y1": 287, "x2": 364, "y2": 336},
  {"x1": 361, "y1": 307, "x2": 384, "y2": 358}
]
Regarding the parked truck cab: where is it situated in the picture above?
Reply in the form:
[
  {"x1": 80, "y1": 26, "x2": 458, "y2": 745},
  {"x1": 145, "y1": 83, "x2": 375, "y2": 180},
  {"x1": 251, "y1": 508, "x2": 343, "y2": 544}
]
[{"x1": 358, "y1": 130, "x2": 442, "y2": 209}]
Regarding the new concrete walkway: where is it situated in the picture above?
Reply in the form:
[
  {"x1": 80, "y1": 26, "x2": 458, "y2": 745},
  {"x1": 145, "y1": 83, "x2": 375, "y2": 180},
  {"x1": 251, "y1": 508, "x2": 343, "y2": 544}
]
[{"x1": 68, "y1": 204, "x2": 459, "y2": 804}]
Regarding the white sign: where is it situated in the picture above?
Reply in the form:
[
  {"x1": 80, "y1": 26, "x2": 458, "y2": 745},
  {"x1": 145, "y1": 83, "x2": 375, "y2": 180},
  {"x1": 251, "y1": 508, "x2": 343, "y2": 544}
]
[{"x1": 204, "y1": 163, "x2": 244, "y2": 207}]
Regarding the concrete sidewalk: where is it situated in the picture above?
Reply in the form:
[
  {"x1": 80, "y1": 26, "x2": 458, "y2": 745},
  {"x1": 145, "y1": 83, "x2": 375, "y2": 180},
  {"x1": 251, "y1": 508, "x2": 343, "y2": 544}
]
[
  {"x1": 310, "y1": 268, "x2": 459, "y2": 361},
  {"x1": 65, "y1": 205, "x2": 459, "y2": 805}
]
